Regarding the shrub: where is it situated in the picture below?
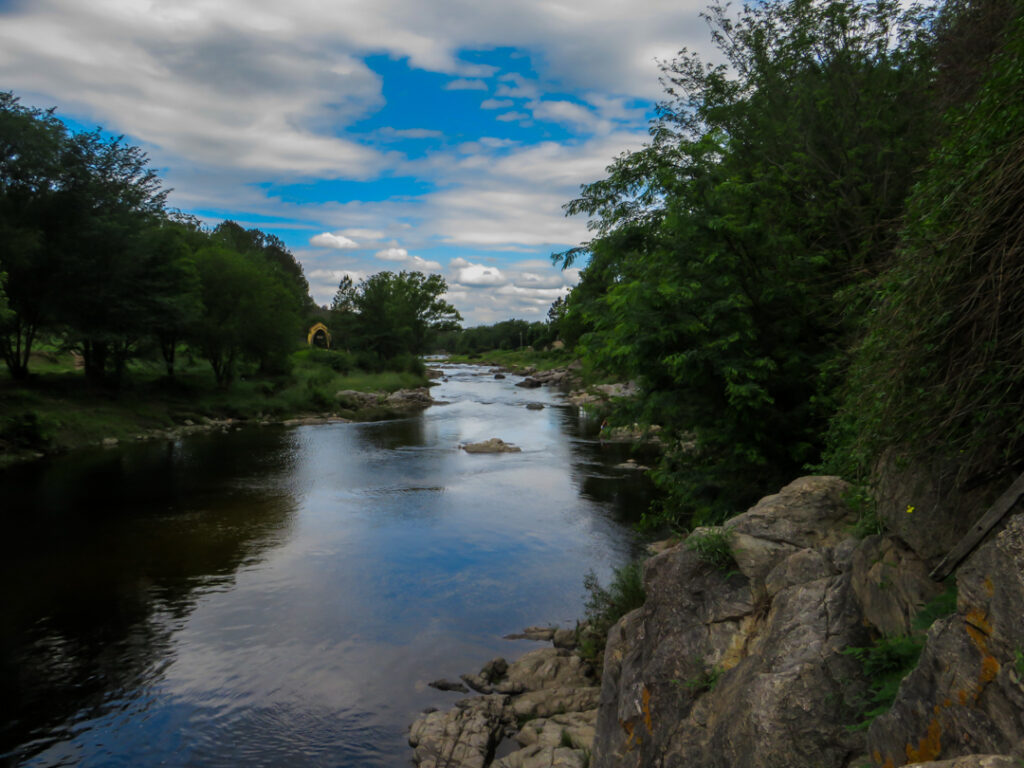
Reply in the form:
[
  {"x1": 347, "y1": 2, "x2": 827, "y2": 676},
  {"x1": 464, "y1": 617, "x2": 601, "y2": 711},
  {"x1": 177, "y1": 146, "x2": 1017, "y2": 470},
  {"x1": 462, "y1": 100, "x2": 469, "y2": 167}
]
[
  {"x1": 580, "y1": 561, "x2": 647, "y2": 662},
  {"x1": 686, "y1": 529, "x2": 736, "y2": 572}
]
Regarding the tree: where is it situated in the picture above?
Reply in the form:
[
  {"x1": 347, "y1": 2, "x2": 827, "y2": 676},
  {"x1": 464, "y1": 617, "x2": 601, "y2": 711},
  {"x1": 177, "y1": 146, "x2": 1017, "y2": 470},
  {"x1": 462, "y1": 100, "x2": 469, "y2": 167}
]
[
  {"x1": 0, "y1": 92, "x2": 67, "y2": 379},
  {"x1": 557, "y1": 0, "x2": 940, "y2": 521},
  {"x1": 352, "y1": 271, "x2": 461, "y2": 360},
  {"x1": 190, "y1": 245, "x2": 302, "y2": 387}
]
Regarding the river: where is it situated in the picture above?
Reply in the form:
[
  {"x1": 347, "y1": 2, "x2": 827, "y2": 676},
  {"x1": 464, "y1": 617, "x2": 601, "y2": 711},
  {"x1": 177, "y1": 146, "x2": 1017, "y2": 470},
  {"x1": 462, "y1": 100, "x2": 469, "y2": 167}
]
[{"x1": 0, "y1": 364, "x2": 651, "y2": 767}]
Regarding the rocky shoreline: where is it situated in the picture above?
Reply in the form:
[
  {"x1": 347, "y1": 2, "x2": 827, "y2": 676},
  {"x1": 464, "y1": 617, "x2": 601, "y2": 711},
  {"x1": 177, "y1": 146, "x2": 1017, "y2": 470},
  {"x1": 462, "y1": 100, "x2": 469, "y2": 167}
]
[
  {"x1": 410, "y1": 629, "x2": 602, "y2": 768},
  {"x1": 413, "y1": 475, "x2": 1024, "y2": 768}
]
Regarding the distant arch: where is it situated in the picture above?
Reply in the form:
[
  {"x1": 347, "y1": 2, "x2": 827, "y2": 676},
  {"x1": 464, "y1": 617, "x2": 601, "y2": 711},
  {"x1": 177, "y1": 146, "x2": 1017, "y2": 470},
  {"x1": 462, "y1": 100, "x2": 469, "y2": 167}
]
[{"x1": 307, "y1": 322, "x2": 332, "y2": 349}]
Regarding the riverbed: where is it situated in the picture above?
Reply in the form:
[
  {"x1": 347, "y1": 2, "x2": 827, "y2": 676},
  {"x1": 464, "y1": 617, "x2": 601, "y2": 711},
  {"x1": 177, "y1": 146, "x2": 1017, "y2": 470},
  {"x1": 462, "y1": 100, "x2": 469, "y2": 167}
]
[{"x1": 0, "y1": 364, "x2": 650, "y2": 767}]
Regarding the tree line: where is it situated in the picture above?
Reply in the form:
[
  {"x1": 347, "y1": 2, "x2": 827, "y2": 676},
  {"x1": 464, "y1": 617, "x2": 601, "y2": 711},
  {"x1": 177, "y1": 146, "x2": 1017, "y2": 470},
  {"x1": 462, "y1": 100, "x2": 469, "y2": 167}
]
[
  {"x1": 0, "y1": 92, "x2": 463, "y2": 388},
  {"x1": 553, "y1": 0, "x2": 1022, "y2": 523}
]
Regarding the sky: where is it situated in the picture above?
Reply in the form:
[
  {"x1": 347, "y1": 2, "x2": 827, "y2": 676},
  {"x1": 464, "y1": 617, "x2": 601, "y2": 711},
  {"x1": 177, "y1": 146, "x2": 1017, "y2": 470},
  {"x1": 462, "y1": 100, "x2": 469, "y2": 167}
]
[{"x1": 0, "y1": 0, "x2": 714, "y2": 325}]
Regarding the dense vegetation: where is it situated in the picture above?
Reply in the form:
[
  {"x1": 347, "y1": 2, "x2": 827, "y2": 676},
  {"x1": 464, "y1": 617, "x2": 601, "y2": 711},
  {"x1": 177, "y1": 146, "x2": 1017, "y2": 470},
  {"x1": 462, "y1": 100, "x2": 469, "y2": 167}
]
[{"x1": 553, "y1": 0, "x2": 1022, "y2": 526}]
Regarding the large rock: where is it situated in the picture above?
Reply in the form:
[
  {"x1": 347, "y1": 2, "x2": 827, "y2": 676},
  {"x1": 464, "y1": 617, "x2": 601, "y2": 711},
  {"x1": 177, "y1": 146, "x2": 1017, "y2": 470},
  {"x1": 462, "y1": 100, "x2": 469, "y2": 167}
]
[
  {"x1": 461, "y1": 438, "x2": 522, "y2": 454},
  {"x1": 867, "y1": 512, "x2": 1024, "y2": 766},
  {"x1": 593, "y1": 476, "x2": 875, "y2": 768},
  {"x1": 385, "y1": 387, "x2": 435, "y2": 410},
  {"x1": 851, "y1": 535, "x2": 943, "y2": 636},
  {"x1": 334, "y1": 389, "x2": 380, "y2": 409},
  {"x1": 409, "y1": 695, "x2": 512, "y2": 768},
  {"x1": 505, "y1": 648, "x2": 595, "y2": 691},
  {"x1": 493, "y1": 744, "x2": 588, "y2": 768}
]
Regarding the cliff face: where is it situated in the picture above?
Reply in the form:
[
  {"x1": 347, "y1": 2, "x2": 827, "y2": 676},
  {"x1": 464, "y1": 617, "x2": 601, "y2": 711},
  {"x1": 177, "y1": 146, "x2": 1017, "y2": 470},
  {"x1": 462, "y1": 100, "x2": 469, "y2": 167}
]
[{"x1": 593, "y1": 476, "x2": 1024, "y2": 768}]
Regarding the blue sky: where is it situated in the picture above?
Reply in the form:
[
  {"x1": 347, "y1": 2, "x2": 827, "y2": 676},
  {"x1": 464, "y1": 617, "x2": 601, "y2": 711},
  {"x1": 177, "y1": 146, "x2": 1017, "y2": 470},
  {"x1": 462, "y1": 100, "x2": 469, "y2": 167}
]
[{"x1": 0, "y1": 0, "x2": 713, "y2": 323}]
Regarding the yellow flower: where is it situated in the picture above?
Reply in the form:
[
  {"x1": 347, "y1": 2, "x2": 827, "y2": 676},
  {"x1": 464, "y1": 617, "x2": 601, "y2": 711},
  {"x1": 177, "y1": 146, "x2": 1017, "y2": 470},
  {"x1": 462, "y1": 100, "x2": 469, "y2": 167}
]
[{"x1": 905, "y1": 505, "x2": 916, "y2": 515}]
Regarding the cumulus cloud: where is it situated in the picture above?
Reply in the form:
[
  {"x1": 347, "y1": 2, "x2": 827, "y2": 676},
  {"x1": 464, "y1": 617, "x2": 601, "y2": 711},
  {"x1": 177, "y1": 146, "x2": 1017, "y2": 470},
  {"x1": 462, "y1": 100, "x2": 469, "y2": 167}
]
[
  {"x1": 375, "y1": 247, "x2": 410, "y2": 262},
  {"x1": 341, "y1": 228, "x2": 386, "y2": 239},
  {"x1": 311, "y1": 232, "x2": 359, "y2": 249},
  {"x1": 450, "y1": 259, "x2": 508, "y2": 286},
  {"x1": 374, "y1": 247, "x2": 441, "y2": 271},
  {"x1": 378, "y1": 127, "x2": 444, "y2": 140},
  {"x1": 496, "y1": 111, "x2": 531, "y2": 123},
  {"x1": 480, "y1": 98, "x2": 514, "y2": 110}
]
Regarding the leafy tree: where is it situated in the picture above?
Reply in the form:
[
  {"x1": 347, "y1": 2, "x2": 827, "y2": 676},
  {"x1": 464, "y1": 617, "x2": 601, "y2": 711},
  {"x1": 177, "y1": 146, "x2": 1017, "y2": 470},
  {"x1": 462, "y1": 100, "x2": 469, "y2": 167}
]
[
  {"x1": 49, "y1": 129, "x2": 170, "y2": 384},
  {"x1": 558, "y1": 0, "x2": 940, "y2": 522},
  {"x1": 0, "y1": 92, "x2": 67, "y2": 379},
  {"x1": 190, "y1": 245, "x2": 302, "y2": 387},
  {"x1": 351, "y1": 271, "x2": 461, "y2": 360}
]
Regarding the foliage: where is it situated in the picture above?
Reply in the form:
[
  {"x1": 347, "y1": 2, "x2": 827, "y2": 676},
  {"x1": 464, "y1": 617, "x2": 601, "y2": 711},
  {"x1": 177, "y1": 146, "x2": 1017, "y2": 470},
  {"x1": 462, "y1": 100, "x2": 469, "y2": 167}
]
[
  {"x1": 685, "y1": 528, "x2": 736, "y2": 571},
  {"x1": 844, "y1": 484, "x2": 884, "y2": 538},
  {"x1": 911, "y1": 580, "x2": 958, "y2": 633},
  {"x1": 580, "y1": 561, "x2": 646, "y2": 661},
  {"x1": 556, "y1": 0, "x2": 941, "y2": 524},
  {"x1": 435, "y1": 317, "x2": 554, "y2": 355},
  {"x1": 678, "y1": 661, "x2": 725, "y2": 694},
  {"x1": 822, "y1": 9, "x2": 1024, "y2": 491},
  {"x1": 843, "y1": 635, "x2": 924, "y2": 729}
]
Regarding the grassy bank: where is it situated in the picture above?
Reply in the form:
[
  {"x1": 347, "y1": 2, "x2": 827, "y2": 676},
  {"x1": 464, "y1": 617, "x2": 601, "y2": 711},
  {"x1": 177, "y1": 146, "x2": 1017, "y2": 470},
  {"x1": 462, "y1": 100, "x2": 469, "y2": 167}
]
[
  {"x1": 0, "y1": 347, "x2": 428, "y2": 463},
  {"x1": 443, "y1": 347, "x2": 576, "y2": 372}
]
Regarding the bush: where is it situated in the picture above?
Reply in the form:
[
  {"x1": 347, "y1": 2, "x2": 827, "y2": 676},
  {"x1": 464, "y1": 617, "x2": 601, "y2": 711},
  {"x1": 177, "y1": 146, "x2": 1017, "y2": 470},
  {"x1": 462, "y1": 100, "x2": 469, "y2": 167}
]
[
  {"x1": 309, "y1": 348, "x2": 355, "y2": 374},
  {"x1": 580, "y1": 561, "x2": 646, "y2": 662},
  {"x1": 686, "y1": 529, "x2": 736, "y2": 572}
]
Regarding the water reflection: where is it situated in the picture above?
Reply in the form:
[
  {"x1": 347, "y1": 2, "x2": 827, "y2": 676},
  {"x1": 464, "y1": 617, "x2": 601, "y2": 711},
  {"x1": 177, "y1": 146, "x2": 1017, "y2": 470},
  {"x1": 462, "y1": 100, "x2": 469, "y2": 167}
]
[{"x1": 1, "y1": 364, "x2": 653, "y2": 767}]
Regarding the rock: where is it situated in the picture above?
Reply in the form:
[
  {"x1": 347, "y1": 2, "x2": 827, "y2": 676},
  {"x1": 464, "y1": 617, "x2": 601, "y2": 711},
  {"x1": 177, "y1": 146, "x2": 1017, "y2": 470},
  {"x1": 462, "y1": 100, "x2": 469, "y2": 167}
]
[
  {"x1": 552, "y1": 628, "x2": 577, "y2": 650},
  {"x1": 101, "y1": 437, "x2": 118, "y2": 447},
  {"x1": 593, "y1": 476, "x2": 872, "y2": 768},
  {"x1": 512, "y1": 687, "x2": 602, "y2": 720},
  {"x1": 334, "y1": 389, "x2": 380, "y2": 409},
  {"x1": 851, "y1": 535, "x2": 943, "y2": 636},
  {"x1": 526, "y1": 403, "x2": 544, "y2": 410},
  {"x1": 494, "y1": 373, "x2": 506, "y2": 379},
  {"x1": 505, "y1": 626, "x2": 557, "y2": 642},
  {"x1": 481, "y1": 657, "x2": 509, "y2": 683},
  {"x1": 513, "y1": 710, "x2": 597, "y2": 750},
  {"x1": 426, "y1": 368, "x2": 444, "y2": 378},
  {"x1": 429, "y1": 679, "x2": 470, "y2": 693},
  {"x1": 493, "y1": 743, "x2": 589, "y2": 768},
  {"x1": 409, "y1": 694, "x2": 512, "y2": 768},
  {"x1": 460, "y1": 673, "x2": 494, "y2": 694},
  {"x1": 516, "y1": 378, "x2": 542, "y2": 389},
  {"x1": 868, "y1": 511, "x2": 1024, "y2": 766},
  {"x1": 385, "y1": 387, "x2": 434, "y2": 410},
  {"x1": 461, "y1": 438, "x2": 522, "y2": 454},
  {"x1": 506, "y1": 648, "x2": 594, "y2": 692}
]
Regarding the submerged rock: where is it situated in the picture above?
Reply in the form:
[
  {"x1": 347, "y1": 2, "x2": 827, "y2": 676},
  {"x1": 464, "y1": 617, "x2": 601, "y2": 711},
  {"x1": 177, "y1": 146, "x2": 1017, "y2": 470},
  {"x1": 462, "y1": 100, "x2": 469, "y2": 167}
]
[
  {"x1": 430, "y1": 679, "x2": 470, "y2": 693},
  {"x1": 461, "y1": 438, "x2": 522, "y2": 454}
]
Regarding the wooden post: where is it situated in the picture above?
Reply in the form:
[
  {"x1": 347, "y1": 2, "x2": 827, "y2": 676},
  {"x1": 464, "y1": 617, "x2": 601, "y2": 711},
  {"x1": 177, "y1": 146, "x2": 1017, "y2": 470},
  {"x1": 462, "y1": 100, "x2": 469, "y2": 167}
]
[{"x1": 930, "y1": 470, "x2": 1024, "y2": 581}]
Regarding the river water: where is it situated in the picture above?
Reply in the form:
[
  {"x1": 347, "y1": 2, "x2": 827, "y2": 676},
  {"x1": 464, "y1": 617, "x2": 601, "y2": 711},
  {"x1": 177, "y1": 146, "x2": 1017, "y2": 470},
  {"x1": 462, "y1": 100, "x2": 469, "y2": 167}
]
[{"x1": 0, "y1": 364, "x2": 651, "y2": 767}]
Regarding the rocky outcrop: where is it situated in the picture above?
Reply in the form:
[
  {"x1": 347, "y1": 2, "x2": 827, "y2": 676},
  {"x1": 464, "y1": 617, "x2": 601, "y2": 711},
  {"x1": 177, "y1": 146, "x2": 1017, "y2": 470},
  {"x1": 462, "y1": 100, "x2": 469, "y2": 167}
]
[
  {"x1": 461, "y1": 438, "x2": 522, "y2": 454},
  {"x1": 410, "y1": 646, "x2": 599, "y2": 768},
  {"x1": 385, "y1": 387, "x2": 435, "y2": 410},
  {"x1": 867, "y1": 513, "x2": 1024, "y2": 766},
  {"x1": 590, "y1": 474, "x2": 1024, "y2": 767}
]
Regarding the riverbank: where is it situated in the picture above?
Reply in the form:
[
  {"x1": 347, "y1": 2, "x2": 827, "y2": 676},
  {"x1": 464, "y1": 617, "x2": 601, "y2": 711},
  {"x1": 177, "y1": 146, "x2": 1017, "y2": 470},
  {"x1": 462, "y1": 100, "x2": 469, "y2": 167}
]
[{"x1": 0, "y1": 349, "x2": 433, "y2": 466}]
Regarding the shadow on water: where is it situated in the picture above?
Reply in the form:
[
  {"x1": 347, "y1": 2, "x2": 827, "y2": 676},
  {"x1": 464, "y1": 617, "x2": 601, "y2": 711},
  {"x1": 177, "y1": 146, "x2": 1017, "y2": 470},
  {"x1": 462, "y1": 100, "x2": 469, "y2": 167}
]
[{"x1": 0, "y1": 431, "x2": 298, "y2": 766}]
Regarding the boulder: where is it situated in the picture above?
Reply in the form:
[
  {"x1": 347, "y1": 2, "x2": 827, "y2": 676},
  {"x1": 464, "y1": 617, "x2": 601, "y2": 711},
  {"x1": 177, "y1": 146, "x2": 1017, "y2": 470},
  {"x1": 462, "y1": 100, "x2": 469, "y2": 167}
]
[
  {"x1": 505, "y1": 648, "x2": 595, "y2": 691},
  {"x1": 592, "y1": 476, "x2": 873, "y2": 768},
  {"x1": 385, "y1": 387, "x2": 435, "y2": 410},
  {"x1": 430, "y1": 679, "x2": 470, "y2": 693},
  {"x1": 851, "y1": 535, "x2": 944, "y2": 636},
  {"x1": 516, "y1": 378, "x2": 543, "y2": 389},
  {"x1": 409, "y1": 694, "x2": 512, "y2": 768},
  {"x1": 461, "y1": 438, "x2": 522, "y2": 454},
  {"x1": 505, "y1": 626, "x2": 557, "y2": 642},
  {"x1": 512, "y1": 687, "x2": 601, "y2": 720},
  {"x1": 868, "y1": 512, "x2": 1024, "y2": 766},
  {"x1": 526, "y1": 403, "x2": 544, "y2": 410},
  {"x1": 494, "y1": 373, "x2": 506, "y2": 379},
  {"x1": 493, "y1": 744, "x2": 588, "y2": 768},
  {"x1": 334, "y1": 389, "x2": 380, "y2": 409}
]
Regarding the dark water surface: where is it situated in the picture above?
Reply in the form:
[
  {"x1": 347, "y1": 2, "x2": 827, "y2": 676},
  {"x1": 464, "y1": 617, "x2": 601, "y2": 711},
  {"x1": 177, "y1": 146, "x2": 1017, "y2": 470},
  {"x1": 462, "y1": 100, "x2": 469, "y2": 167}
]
[{"x1": 1, "y1": 364, "x2": 651, "y2": 767}]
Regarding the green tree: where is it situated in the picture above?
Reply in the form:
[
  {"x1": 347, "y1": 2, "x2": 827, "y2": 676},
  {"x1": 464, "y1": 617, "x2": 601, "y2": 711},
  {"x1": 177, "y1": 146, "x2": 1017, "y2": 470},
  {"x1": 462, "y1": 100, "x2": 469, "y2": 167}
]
[
  {"x1": 559, "y1": 0, "x2": 940, "y2": 521},
  {"x1": 352, "y1": 271, "x2": 461, "y2": 360},
  {"x1": 0, "y1": 92, "x2": 67, "y2": 379}
]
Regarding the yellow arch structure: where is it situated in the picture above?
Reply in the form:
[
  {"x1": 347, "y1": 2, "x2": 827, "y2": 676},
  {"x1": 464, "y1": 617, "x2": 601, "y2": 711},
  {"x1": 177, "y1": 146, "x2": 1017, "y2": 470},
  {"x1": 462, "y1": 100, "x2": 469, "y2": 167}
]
[{"x1": 307, "y1": 322, "x2": 332, "y2": 348}]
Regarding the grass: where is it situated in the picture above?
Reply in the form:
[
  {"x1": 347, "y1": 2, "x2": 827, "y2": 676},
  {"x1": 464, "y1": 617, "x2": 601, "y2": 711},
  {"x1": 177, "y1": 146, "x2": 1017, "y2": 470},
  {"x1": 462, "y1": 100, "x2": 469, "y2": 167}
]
[
  {"x1": 686, "y1": 528, "x2": 737, "y2": 572},
  {"x1": 445, "y1": 347, "x2": 576, "y2": 371},
  {"x1": 0, "y1": 347, "x2": 429, "y2": 461},
  {"x1": 579, "y1": 561, "x2": 647, "y2": 664}
]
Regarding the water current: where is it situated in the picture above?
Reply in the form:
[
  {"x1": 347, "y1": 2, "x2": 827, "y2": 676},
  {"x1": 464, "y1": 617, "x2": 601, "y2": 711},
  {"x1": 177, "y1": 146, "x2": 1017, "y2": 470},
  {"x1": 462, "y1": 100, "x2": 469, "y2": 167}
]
[{"x1": 0, "y1": 363, "x2": 651, "y2": 767}]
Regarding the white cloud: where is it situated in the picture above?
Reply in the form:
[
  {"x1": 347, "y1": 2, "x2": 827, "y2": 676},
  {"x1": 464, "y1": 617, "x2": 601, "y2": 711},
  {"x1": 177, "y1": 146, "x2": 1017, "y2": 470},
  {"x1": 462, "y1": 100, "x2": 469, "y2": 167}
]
[
  {"x1": 480, "y1": 98, "x2": 514, "y2": 110},
  {"x1": 450, "y1": 260, "x2": 508, "y2": 287},
  {"x1": 444, "y1": 78, "x2": 488, "y2": 91},
  {"x1": 375, "y1": 247, "x2": 410, "y2": 262},
  {"x1": 373, "y1": 247, "x2": 441, "y2": 272},
  {"x1": 529, "y1": 100, "x2": 606, "y2": 133},
  {"x1": 311, "y1": 232, "x2": 359, "y2": 249}
]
